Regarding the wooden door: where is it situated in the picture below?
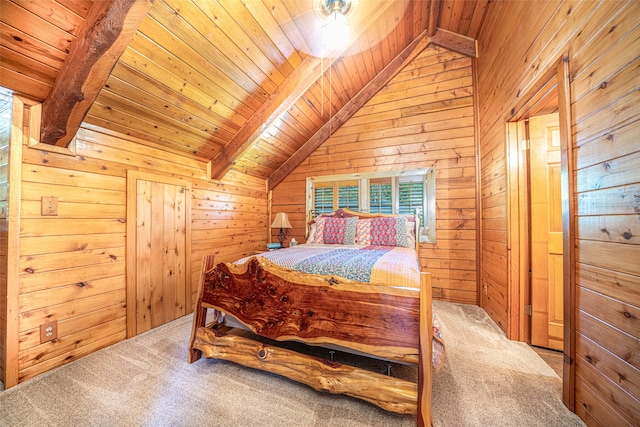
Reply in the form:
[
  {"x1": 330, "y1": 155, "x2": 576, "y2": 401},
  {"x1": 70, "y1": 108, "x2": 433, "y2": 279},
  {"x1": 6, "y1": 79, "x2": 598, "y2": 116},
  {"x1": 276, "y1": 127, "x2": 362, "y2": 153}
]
[
  {"x1": 135, "y1": 179, "x2": 187, "y2": 334},
  {"x1": 529, "y1": 113, "x2": 563, "y2": 350}
]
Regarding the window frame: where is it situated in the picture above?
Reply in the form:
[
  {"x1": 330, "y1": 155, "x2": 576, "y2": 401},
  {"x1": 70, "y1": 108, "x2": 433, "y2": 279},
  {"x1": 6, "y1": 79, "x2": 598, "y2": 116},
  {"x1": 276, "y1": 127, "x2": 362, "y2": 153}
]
[{"x1": 306, "y1": 168, "x2": 436, "y2": 243}]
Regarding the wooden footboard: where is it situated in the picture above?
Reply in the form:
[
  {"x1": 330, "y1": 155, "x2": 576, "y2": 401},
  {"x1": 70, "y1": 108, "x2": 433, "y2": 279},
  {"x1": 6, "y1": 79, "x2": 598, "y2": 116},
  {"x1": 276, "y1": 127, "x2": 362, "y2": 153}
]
[{"x1": 189, "y1": 255, "x2": 433, "y2": 425}]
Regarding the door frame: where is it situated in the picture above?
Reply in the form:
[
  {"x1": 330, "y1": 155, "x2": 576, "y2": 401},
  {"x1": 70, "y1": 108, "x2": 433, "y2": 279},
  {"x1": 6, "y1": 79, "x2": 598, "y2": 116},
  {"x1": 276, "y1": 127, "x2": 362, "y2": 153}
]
[
  {"x1": 505, "y1": 54, "x2": 576, "y2": 410},
  {"x1": 126, "y1": 170, "x2": 192, "y2": 338}
]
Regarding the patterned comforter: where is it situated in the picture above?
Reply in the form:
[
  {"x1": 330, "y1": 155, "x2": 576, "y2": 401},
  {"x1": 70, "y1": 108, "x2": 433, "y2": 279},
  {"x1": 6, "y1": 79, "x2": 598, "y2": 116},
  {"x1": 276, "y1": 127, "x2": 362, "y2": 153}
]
[{"x1": 237, "y1": 243, "x2": 421, "y2": 288}]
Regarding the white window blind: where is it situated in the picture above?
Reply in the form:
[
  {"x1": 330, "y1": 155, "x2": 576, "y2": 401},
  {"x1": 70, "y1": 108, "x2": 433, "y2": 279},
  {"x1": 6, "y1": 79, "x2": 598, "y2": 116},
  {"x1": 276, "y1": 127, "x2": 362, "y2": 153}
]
[
  {"x1": 337, "y1": 181, "x2": 359, "y2": 210},
  {"x1": 369, "y1": 178, "x2": 393, "y2": 214},
  {"x1": 313, "y1": 183, "x2": 334, "y2": 214},
  {"x1": 398, "y1": 180, "x2": 424, "y2": 215}
]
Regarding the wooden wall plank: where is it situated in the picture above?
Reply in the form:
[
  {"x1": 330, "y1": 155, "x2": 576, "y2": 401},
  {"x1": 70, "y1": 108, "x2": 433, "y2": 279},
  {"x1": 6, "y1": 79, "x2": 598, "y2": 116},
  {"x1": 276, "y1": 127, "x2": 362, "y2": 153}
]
[
  {"x1": 477, "y1": 0, "x2": 640, "y2": 422},
  {"x1": 11, "y1": 105, "x2": 268, "y2": 384},
  {"x1": 271, "y1": 45, "x2": 478, "y2": 305},
  {"x1": 0, "y1": 88, "x2": 12, "y2": 383}
]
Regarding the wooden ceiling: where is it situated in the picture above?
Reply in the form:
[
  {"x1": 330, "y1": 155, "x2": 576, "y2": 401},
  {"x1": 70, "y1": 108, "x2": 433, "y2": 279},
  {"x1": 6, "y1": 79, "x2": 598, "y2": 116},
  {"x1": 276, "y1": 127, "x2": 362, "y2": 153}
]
[{"x1": 0, "y1": 0, "x2": 488, "y2": 188}]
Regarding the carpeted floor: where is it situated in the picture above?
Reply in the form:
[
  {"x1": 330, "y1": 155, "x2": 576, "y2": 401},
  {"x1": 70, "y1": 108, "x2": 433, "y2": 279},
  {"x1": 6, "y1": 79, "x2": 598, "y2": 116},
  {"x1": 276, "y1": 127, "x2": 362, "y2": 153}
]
[{"x1": 0, "y1": 301, "x2": 585, "y2": 426}]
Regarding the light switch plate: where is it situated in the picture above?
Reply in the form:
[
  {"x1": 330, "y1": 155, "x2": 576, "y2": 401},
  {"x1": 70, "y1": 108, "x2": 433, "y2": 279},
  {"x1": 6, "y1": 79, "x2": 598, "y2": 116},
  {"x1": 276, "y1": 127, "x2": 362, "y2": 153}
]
[{"x1": 41, "y1": 196, "x2": 58, "y2": 216}]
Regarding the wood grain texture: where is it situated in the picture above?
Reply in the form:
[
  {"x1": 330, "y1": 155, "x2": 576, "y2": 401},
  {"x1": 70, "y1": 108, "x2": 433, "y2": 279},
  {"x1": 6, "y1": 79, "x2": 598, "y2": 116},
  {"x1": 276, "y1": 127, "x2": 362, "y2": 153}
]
[
  {"x1": 0, "y1": 89, "x2": 12, "y2": 384},
  {"x1": 477, "y1": 1, "x2": 640, "y2": 424},
  {"x1": 40, "y1": 0, "x2": 153, "y2": 147},
  {"x1": 194, "y1": 326, "x2": 418, "y2": 414},
  {"x1": 13, "y1": 105, "x2": 267, "y2": 385},
  {"x1": 202, "y1": 257, "x2": 420, "y2": 362},
  {"x1": 271, "y1": 45, "x2": 478, "y2": 305},
  {"x1": 189, "y1": 254, "x2": 433, "y2": 419}
]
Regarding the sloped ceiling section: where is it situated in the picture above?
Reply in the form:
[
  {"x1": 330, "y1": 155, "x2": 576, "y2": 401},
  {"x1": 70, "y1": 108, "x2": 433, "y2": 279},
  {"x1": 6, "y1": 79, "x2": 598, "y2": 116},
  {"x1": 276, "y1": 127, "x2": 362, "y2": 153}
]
[{"x1": 0, "y1": 0, "x2": 488, "y2": 184}]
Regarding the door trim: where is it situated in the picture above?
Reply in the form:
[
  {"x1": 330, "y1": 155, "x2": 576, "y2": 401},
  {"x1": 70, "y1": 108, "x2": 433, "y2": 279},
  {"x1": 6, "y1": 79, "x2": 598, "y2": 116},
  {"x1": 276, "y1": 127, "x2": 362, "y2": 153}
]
[
  {"x1": 505, "y1": 53, "x2": 575, "y2": 410},
  {"x1": 126, "y1": 170, "x2": 192, "y2": 338}
]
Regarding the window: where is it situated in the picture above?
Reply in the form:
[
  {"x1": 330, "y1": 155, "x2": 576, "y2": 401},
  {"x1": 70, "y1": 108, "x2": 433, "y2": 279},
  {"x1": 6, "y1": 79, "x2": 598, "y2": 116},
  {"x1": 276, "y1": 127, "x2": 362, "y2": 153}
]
[
  {"x1": 307, "y1": 169, "x2": 436, "y2": 243},
  {"x1": 337, "y1": 180, "x2": 359, "y2": 211},
  {"x1": 313, "y1": 182, "x2": 334, "y2": 214},
  {"x1": 369, "y1": 178, "x2": 393, "y2": 214},
  {"x1": 399, "y1": 178, "x2": 424, "y2": 215}
]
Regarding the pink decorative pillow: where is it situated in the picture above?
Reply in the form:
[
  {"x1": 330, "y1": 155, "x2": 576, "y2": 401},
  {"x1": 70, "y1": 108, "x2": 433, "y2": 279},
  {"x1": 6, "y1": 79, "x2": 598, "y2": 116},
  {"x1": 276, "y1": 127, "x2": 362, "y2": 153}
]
[
  {"x1": 323, "y1": 216, "x2": 357, "y2": 244},
  {"x1": 355, "y1": 219, "x2": 372, "y2": 245},
  {"x1": 355, "y1": 217, "x2": 408, "y2": 247}
]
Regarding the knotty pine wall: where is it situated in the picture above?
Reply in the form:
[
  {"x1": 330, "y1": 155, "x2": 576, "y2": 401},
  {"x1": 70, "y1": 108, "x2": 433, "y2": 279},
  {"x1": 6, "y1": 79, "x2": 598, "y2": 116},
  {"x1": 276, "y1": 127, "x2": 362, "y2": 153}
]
[
  {"x1": 4, "y1": 106, "x2": 267, "y2": 386},
  {"x1": 271, "y1": 45, "x2": 478, "y2": 305},
  {"x1": 0, "y1": 90, "x2": 10, "y2": 384},
  {"x1": 477, "y1": 1, "x2": 639, "y2": 425}
]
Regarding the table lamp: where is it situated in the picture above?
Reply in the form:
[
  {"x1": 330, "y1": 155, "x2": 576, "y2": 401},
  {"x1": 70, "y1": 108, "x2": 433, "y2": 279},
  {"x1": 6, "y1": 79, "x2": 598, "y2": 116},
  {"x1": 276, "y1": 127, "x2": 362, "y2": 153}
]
[{"x1": 271, "y1": 212, "x2": 292, "y2": 247}]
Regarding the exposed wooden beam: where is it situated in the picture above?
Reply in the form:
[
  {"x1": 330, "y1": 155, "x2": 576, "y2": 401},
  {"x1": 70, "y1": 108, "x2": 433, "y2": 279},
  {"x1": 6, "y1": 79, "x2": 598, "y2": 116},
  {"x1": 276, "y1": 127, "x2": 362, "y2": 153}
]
[
  {"x1": 427, "y1": 0, "x2": 441, "y2": 36},
  {"x1": 431, "y1": 27, "x2": 477, "y2": 58},
  {"x1": 209, "y1": 3, "x2": 394, "y2": 181},
  {"x1": 208, "y1": 53, "x2": 337, "y2": 181},
  {"x1": 40, "y1": 0, "x2": 153, "y2": 147},
  {"x1": 267, "y1": 31, "x2": 432, "y2": 191}
]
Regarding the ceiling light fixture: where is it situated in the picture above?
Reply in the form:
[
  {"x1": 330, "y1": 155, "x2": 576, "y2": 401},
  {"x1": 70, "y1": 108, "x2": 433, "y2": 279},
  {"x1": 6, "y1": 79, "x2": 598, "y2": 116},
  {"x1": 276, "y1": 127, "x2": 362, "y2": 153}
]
[{"x1": 320, "y1": 0, "x2": 352, "y2": 52}]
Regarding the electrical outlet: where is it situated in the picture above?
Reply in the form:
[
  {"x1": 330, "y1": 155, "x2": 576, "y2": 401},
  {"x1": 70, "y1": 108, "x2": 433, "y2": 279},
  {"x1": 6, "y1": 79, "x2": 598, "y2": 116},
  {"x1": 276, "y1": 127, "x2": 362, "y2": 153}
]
[
  {"x1": 41, "y1": 196, "x2": 59, "y2": 216},
  {"x1": 40, "y1": 320, "x2": 58, "y2": 343}
]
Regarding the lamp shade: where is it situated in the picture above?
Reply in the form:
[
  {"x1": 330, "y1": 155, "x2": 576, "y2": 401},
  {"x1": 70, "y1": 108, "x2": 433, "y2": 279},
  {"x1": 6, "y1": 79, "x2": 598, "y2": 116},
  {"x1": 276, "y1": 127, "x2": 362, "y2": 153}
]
[
  {"x1": 321, "y1": 9, "x2": 350, "y2": 51},
  {"x1": 271, "y1": 212, "x2": 292, "y2": 229}
]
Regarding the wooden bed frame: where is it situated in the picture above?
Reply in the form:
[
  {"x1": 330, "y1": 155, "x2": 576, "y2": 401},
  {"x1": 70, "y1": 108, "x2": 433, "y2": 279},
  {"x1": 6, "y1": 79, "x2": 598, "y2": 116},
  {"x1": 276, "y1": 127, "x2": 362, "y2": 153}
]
[{"x1": 188, "y1": 253, "x2": 433, "y2": 426}]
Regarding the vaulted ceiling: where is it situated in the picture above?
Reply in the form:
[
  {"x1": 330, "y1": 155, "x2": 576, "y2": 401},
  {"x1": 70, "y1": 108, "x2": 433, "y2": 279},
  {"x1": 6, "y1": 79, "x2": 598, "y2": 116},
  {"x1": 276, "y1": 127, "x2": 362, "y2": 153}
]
[{"x1": 0, "y1": 0, "x2": 488, "y2": 189}]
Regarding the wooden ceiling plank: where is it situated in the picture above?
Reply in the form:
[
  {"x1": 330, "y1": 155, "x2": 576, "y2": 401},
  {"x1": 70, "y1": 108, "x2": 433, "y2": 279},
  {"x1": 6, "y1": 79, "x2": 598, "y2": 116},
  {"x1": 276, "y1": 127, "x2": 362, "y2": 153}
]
[
  {"x1": 456, "y1": 0, "x2": 477, "y2": 36},
  {"x1": 40, "y1": 0, "x2": 153, "y2": 147},
  {"x1": 95, "y1": 88, "x2": 226, "y2": 147},
  {"x1": 359, "y1": 30, "x2": 379, "y2": 83},
  {"x1": 411, "y1": 0, "x2": 428, "y2": 39},
  {"x1": 89, "y1": 97, "x2": 218, "y2": 154},
  {"x1": 0, "y1": 66, "x2": 51, "y2": 100},
  {"x1": 268, "y1": 30, "x2": 431, "y2": 191},
  {"x1": 219, "y1": 0, "x2": 295, "y2": 76},
  {"x1": 208, "y1": 53, "x2": 334, "y2": 179},
  {"x1": 468, "y1": 0, "x2": 490, "y2": 39},
  {"x1": 431, "y1": 27, "x2": 477, "y2": 58},
  {"x1": 446, "y1": 0, "x2": 467, "y2": 35},
  {"x1": 240, "y1": 0, "x2": 304, "y2": 69},
  {"x1": 0, "y1": 46, "x2": 57, "y2": 86},
  {"x1": 109, "y1": 61, "x2": 239, "y2": 138},
  {"x1": 192, "y1": 0, "x2": 287, "y2": 86},
  {"x1": 266, "y1": 0, "x2": 313, "y2": 57},
  {"x1": 12, "y1": 0, "x2": 86, "y2": 34},
  {"x1": 129, "y1": 29, "x2": 255, "y2": 121},
  {"x1": 55, "y1": 0, "x2": 94, "y2": 19},
  {"x1": 0, "y1": 22, "x2": 66, "y2": 71},
  {"x1": 209, "y1": 1, "x2": 395, "y2": 180},
  {"x1": 2, "y1": 1, "x2": 77, "y2": 54},
  {"x1": 146, "y1": 1, "x2": 266, "y2": 106}
]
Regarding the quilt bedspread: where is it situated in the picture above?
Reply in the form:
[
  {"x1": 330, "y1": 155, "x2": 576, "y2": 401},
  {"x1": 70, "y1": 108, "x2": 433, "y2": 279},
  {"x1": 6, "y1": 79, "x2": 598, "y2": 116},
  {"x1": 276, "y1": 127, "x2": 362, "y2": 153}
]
[{"x1": 237, "y1": 243, "x2": 421, "y2": 289}]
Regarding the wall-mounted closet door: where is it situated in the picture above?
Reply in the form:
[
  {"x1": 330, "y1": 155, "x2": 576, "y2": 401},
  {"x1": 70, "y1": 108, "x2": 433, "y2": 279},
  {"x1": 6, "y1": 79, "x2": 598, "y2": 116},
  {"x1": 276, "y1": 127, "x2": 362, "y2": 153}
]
[{"x1": 126, "y1": 171, "x2": 191, "y2": 337}]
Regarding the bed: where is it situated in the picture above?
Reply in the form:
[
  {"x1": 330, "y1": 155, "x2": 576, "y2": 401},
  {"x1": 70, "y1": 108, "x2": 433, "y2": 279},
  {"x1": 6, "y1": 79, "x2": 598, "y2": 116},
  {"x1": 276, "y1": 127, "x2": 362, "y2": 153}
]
[{"x1": 188, "y1": 209, "x2": 444, "y2": 426}]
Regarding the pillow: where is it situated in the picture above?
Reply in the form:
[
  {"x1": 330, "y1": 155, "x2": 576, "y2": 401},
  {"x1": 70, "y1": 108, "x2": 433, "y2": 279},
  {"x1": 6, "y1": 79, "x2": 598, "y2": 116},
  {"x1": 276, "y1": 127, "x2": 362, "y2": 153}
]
[
  {"x1": 307, "y1": 222, "x2": 317, "y2": 243},
  {"x1": 356, "y1": 217, "x2": 408, "y2": 247},
  {"x1": 310, "y1": 216, "x2": 357, "y2": 244},
  {"x1": 355, "y1": 219, "x2": 372, "y2": 245},
  {"x1": 405, "y1": 220, "x2": 416, "y2": 249}
]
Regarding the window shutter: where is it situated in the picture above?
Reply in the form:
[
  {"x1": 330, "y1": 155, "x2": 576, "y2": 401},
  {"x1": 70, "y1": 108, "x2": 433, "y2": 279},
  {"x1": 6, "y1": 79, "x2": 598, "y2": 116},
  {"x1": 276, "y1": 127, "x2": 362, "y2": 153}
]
[
  {"x1": 369, "y1": 180, "x2": 393, "y2": 214},
  {"x1": 337, "y1": 181, "x2": 359, "y2": 210},
  {"x1": 313, "y1": 184, "x2": 334, "y2": 214},
  {"x1": 398, "y1": 181, "x2": 424, "y2": 215}
]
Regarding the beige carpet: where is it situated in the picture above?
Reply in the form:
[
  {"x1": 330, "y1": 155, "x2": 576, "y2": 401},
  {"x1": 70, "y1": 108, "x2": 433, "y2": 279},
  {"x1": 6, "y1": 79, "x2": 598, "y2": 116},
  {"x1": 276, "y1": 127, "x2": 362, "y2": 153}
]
[{"x1": 0, "y1": 302, "x2": 585, "y2": 426}]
